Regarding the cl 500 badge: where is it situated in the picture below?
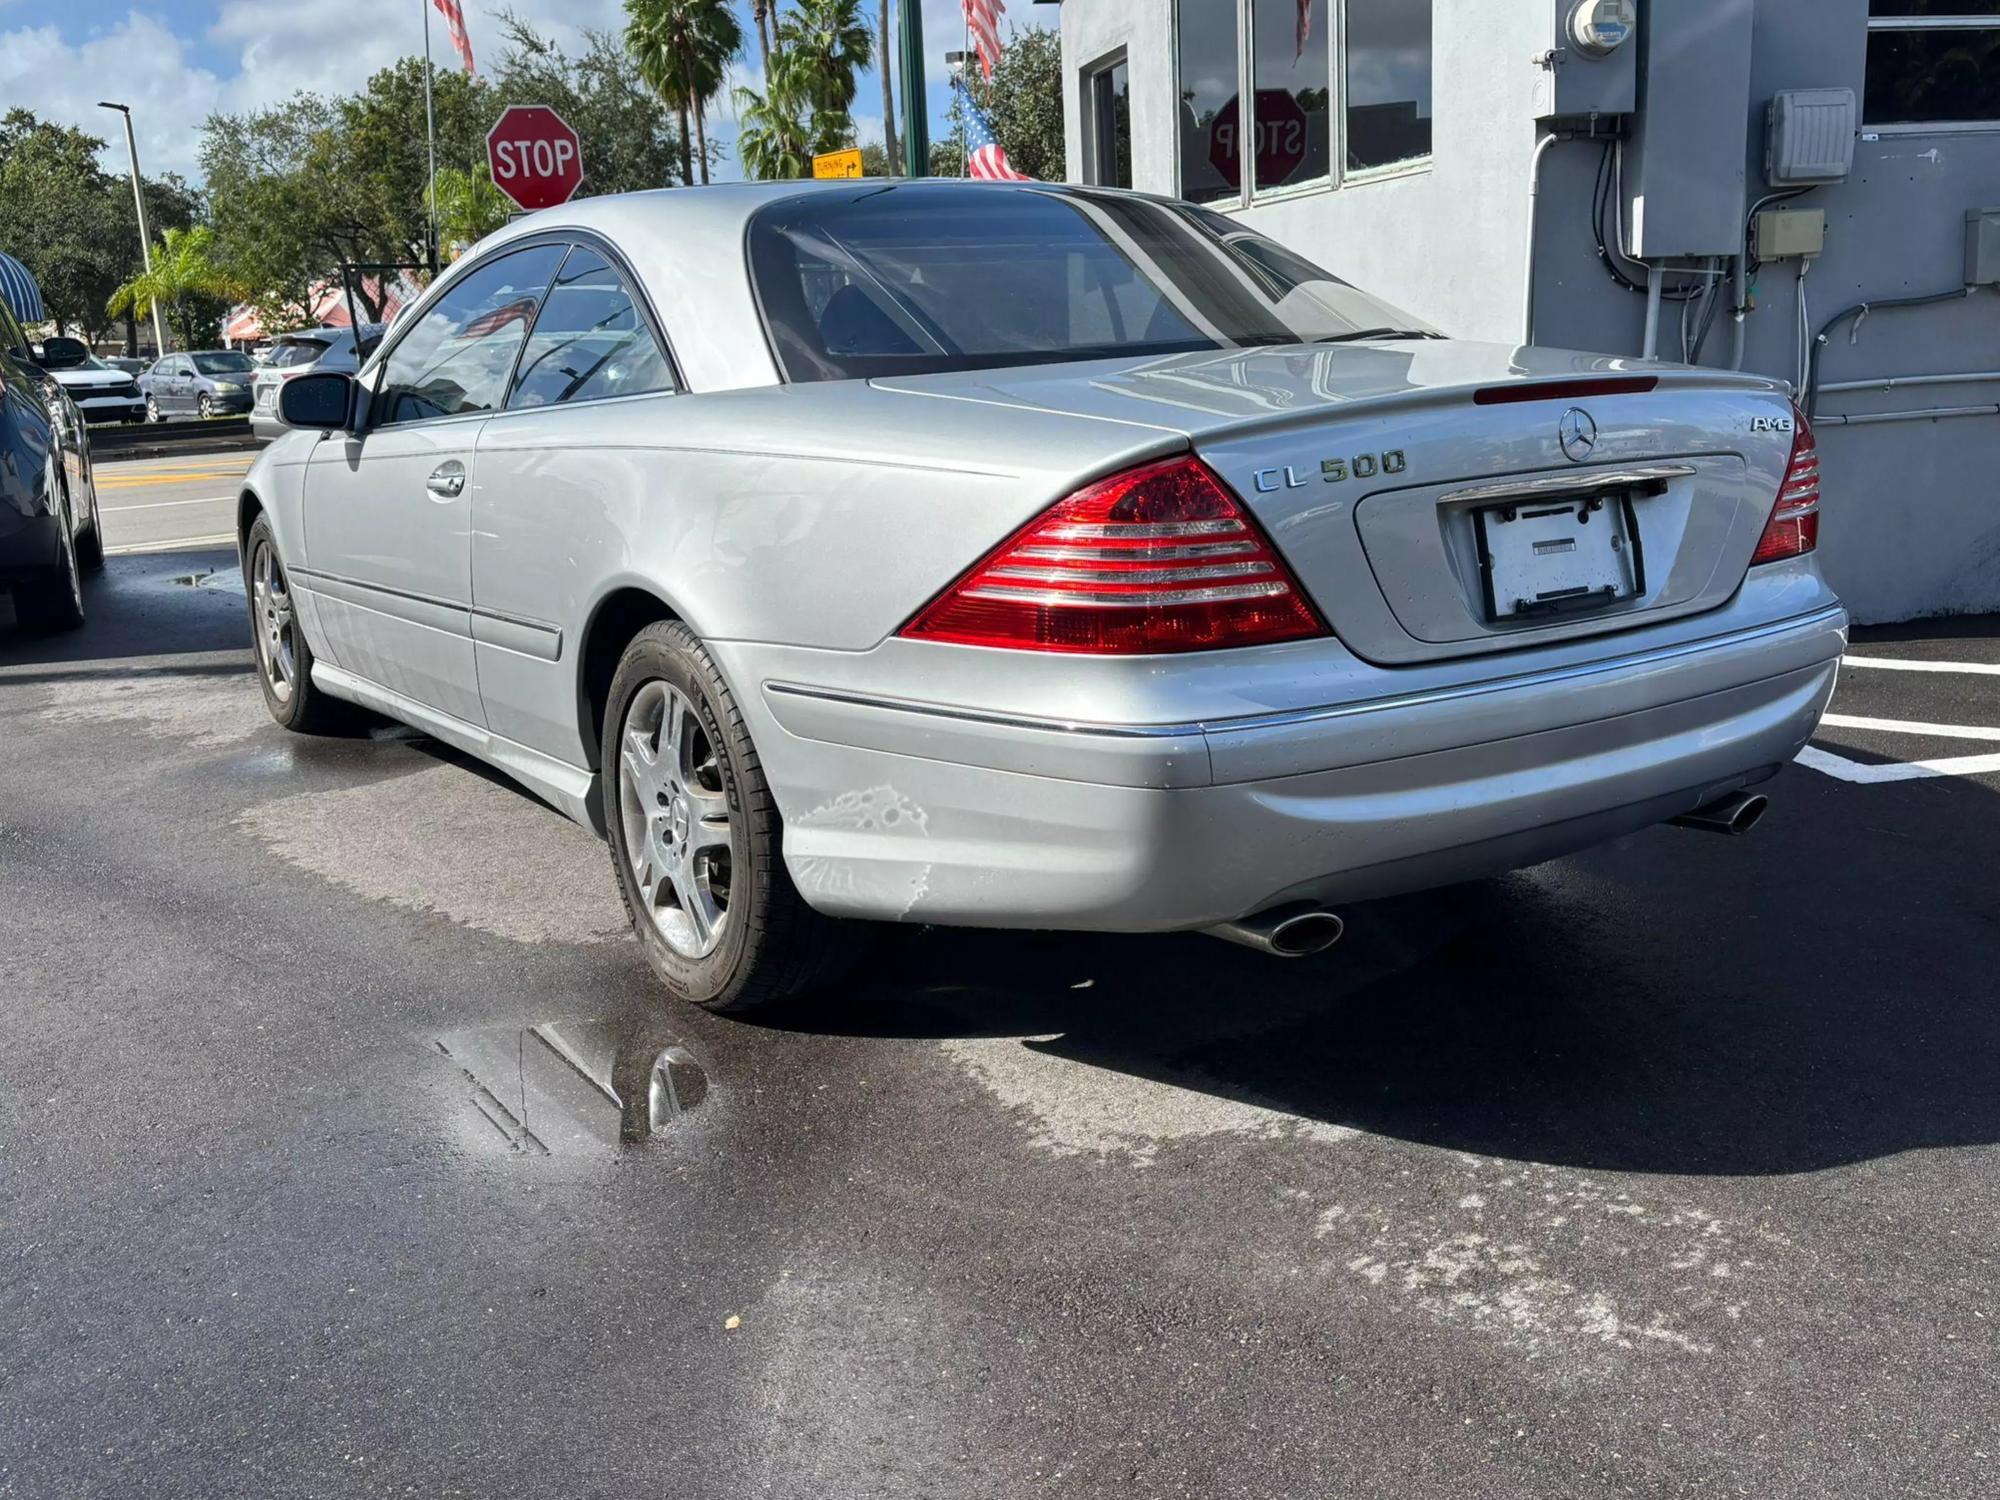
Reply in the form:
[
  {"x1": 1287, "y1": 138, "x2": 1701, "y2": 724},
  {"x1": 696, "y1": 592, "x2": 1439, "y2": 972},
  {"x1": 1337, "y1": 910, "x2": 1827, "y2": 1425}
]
[{"x1": 1254, "y1": 450, "x2": 1407, "y2": 492}]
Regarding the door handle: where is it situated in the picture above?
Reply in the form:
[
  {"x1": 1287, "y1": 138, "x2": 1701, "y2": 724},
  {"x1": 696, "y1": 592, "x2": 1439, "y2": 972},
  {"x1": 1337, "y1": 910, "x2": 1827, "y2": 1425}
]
[{"x1": 426, "y1": 461, "x2": 467, "y2": 501}]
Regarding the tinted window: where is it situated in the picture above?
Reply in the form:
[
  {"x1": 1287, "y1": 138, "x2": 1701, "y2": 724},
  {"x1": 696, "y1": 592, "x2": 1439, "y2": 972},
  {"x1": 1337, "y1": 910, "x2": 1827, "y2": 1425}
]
[
  {"x1": 373, "y1": 246, "x2": 562, "y2": 426},
  {"x1": 1089, "y1": 59, "x2": 1132, "y2": 189},
  {"x1": 1866, "y1": 1, "x2": 2000, "y2": 123},
  {"x1": 749, "y1": 185, "x2": 1434, "y2": 382},
  {"x1": 194, "y1": 352, "x2": 254, "y2": 375},
  {"x1": 1345, "y1": 0, "x2": 1433, "y2": 170},
  {"x1": 1177, "y1": 1, "x2": 1241, "y2": 203},
  {"x1": 1251, "y1": 0, "x2": 1330, "y2": 191},
  {"x1": 0, "y1": 301, "x2": 26, "y2": 357},
  {"x1": 268, "y1": 340, "x2": 327, "y2": 369},
  {"x1": 507, "y1": 248, "x2": 674, "y2": 410}
]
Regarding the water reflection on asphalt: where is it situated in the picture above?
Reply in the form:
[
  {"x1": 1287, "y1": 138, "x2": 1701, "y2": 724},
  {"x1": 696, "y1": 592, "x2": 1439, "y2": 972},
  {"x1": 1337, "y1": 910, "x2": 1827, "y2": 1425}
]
[{"x1": 438, "y1": 1015, "x2": 709, "y2": 1155}]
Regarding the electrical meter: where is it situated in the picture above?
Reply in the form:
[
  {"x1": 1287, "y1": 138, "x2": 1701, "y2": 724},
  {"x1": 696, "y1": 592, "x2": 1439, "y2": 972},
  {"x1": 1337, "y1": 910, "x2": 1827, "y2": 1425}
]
[{"x1": 1569, "y1": 0, "x2": 1637, "y2": 56}]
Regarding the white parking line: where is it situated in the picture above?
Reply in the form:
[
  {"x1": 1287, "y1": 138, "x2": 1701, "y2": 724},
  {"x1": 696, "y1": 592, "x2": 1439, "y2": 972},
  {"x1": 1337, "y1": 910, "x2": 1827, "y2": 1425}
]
[
  {"x1": 98, "y1": 495, "x2": 237, "y2": 512},
  {"x1": 1844, "y1": 655, "x2": 2000, "y2": 676},
  {"x1": 104, "y1": 532, "x2": 238, "y2": 556},
  {"x1": 1797, "y1": 745, "x2": 2000, "y2": 784},
  {"x1": 1819, "y1": 713, "x2": 2000, "y2": 742}
]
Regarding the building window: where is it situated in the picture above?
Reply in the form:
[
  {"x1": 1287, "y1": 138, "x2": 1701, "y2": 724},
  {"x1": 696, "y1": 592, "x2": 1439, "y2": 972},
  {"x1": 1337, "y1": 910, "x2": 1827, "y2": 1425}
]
[
  {"x1": 1088, "y1": 57, "x2": 1133, "y2": 188},
  {"x1": 1176, "y1": 0, "x2": 1431, "y2": 205},
  {"x1": 1177, "y1": 2, "x2": 1243, "y2": 203},
  {"x1": 1250, "y1": 0, "x2": 1331, "y2": 193},
  {"x1": 1866, "y1": 2, "x2": 2000, "y2": 126},
  {"x1": 1344, "y1": 0, "x2": 1433, "y2": 171}
]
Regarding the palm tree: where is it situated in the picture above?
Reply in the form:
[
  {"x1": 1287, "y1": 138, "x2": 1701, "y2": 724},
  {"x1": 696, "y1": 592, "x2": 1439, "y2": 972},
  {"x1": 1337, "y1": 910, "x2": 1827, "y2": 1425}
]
[
  {"x1": 433, "y1": 164, "x2": 513, "y2": 259},
  {"x1": 781, "y1": 0, "x2": 874, "y2": 120},
  {"x1": 733, "y1": 54, "x2": 818, "y2": 179},
  {"x1": 106, "y1": 227, "x2": 242, "y2": 352},
  {"x1": 625, "y1": 0, "x2": 743, "y2": 185},
  {"x1": 877, "y1": 0, "x2": 899, "y2": 173},
  {"x1": 752, "y1": 0, "x2": 774, "y2": 73}
]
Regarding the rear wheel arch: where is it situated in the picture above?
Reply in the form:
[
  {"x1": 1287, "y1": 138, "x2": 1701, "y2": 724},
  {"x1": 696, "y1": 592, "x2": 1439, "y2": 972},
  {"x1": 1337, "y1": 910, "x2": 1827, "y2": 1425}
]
[{"x1": 578, "y1": 586, "x2": 686, "y2": 772}]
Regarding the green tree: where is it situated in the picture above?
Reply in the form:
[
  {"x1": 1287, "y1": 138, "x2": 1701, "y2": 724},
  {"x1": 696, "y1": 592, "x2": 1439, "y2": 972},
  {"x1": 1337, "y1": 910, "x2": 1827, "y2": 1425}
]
[
  {"x1": 490, "y1": 11, "x2": 690, "y2": 192},
  {"x1": 433, "y1": 164, "x2": 513, "y2": 258},
  {"x1": 732, "y1": 60, "x2": 818, "y2": 180},
  {"x1": 625, "y1": 0, "x2": 742, "y2": 186},
  {"x1": 976, "y1": 25, "x2": 1063, "y2": 180},
  {"x1": 107, "y1": 226, "x2": 242, "y2": 350}
]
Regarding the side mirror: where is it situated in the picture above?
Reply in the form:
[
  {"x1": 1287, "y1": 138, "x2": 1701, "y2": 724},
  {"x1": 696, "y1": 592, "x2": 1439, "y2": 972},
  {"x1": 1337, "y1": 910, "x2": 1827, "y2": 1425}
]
[{"x1": 278, "y1": 371, "x2": 357, "y2": 432}]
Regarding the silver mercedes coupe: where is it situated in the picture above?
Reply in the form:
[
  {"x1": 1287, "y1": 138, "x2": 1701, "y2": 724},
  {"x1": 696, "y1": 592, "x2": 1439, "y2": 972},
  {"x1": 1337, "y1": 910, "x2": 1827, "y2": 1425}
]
[{"x1": 240, "y1": 181, "x2": 1845, "y2": 1012}]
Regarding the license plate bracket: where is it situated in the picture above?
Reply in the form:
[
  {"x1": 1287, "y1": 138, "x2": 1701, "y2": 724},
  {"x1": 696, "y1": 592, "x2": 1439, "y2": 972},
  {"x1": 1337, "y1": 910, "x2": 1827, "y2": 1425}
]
[{"x1": 1475, "y1": 490, "x2": 1643, "y2": 623}]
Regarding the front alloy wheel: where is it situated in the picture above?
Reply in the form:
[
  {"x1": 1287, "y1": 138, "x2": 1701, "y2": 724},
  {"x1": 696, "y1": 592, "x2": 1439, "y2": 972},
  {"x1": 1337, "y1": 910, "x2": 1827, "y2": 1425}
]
[
  {"x1": 145, "y1": 394, "x2": 161, "y2": 423},
  {"x1": 198, "y1": 393, "x2": 215, "y2": 420},
  {"x1": 250, "y1": 534, "x2": 298, "y2": 706}
]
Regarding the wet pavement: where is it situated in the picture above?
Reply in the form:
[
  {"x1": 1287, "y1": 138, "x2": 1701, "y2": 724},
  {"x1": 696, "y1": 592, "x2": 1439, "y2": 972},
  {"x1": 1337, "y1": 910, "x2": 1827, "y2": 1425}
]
[{"x1": 2, "y1": 547, "x2": 1998, "y2": 1499}]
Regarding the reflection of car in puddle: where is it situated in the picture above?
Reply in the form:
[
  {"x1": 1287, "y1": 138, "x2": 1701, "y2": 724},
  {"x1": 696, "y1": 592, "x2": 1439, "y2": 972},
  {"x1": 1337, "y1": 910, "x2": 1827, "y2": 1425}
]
[{"x1": 437, "y1": 1017, "x2": 708, "y2": 1155}]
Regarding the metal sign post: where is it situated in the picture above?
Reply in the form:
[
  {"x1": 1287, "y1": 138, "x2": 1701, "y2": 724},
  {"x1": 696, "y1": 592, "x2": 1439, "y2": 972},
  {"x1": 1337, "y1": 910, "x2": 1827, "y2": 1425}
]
[{"x1": 899, "y1": 1, "x2": 928, "y2": 177}]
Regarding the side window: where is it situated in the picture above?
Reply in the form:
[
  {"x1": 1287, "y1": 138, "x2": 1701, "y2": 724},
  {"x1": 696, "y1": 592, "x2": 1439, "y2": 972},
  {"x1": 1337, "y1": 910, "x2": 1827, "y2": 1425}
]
[
  {"x1": 507, "y1": 247, "x2": 675, "y2": 410},
  {"x1": 372, "y1": 244, "x2": 563, "y2": 427}
]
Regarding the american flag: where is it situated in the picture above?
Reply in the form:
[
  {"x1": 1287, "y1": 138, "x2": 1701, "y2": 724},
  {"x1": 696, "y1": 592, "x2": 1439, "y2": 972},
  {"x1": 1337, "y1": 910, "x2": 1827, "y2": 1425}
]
[
  {"x1": 954, "y1": 77, "x2": 1031, "y2": 181},
  {"x1": 962, "y1": 0, "x2": 1005, "y2": 82},
  {"x1": 433, "y1": 0, "x2": 475, "y2": 74}
]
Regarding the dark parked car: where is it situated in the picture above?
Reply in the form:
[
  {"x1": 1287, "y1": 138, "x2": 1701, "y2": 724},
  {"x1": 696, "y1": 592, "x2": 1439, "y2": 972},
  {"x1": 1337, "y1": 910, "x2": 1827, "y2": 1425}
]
[
  {"x1": 139, "y1": 349, "x2": 257, "y2": 421},
  {"x1": 1, "y1": 301, "x2": 103, "y2": 631}
]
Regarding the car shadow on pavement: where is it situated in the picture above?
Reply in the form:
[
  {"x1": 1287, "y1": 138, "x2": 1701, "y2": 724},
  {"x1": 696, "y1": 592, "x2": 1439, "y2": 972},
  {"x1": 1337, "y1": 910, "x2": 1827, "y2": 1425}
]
[
  {"x1": 765, "y1": 786, "x2": 2000, "y2": 1178},
  {"x1": 0, "y1": 546, "x2": 248, "y2": 672}
]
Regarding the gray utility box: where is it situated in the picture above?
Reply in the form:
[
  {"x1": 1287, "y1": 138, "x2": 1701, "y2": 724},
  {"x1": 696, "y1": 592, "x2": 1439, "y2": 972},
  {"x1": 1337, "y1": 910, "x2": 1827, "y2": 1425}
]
[
  {"x1": 1533, "y1": 1, "x2": 1639, "y2": 119},
  {"x1": 1766, "y1": 89, "x2": 1856, "y2": 186},
  {"x1": 1969, "y1": 209, "x2": 2000, "y2": 286},
  {"x1": 1622, "y1": 0, "x2": 1756, "y2": 258}
]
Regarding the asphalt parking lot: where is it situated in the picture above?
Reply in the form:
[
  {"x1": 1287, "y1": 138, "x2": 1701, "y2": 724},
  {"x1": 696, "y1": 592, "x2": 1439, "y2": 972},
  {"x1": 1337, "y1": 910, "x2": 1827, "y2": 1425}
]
[{"x1": 2, "y1": 464, "x2": 1997, "y2": 1498}]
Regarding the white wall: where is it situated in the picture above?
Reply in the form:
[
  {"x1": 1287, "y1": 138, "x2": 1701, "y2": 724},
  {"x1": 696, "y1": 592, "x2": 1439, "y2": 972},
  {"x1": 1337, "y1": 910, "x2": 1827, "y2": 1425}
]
[{"x1": 1060, "y1": 0, "x2": 1545, "y2": 343}]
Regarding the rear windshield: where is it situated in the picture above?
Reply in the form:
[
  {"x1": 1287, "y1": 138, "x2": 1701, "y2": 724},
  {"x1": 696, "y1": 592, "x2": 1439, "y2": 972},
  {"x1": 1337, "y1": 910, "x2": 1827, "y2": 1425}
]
[
  {"x1": 747, "y1": 184, "x2": 1435, "y2": 383},
  {"x1": 193, "y1": 352, "x2": 254, "y2": 375},
  {"x1": 266, "y1": 339, "x2": 330, "y2": 368}
]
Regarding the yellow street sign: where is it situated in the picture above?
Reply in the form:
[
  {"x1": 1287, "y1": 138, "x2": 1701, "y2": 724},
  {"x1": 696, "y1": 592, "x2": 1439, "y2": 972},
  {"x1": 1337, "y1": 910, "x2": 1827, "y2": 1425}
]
[{"x1": 812, "y1": 147, "x2": 865, "y2": 179}]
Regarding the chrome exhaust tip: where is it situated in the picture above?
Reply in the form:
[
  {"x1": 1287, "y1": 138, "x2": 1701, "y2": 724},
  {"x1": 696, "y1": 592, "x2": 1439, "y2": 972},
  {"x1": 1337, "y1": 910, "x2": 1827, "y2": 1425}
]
[
  {"x1": 1205, "y1": 903, "x2": 1345, "y2": 958},
  {"x1": 1670, "y1": 791, "x2": 1769, "y2": 836}
]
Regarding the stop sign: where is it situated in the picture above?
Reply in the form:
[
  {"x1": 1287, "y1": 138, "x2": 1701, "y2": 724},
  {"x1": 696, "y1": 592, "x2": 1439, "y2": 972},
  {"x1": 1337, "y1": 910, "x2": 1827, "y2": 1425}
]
[
  {"x1": 1207, "y1": 91, "x2": 1310, "y2": 191},
  {"x1": 487, "y1": 105, "x2": 584, "y2": 212}
]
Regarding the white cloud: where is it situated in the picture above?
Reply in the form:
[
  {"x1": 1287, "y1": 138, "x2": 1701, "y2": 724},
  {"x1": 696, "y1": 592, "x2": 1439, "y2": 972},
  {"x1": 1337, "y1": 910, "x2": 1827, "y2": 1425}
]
[{"x1": 0, "y1": 13, "x2": 226, "y2": 179}]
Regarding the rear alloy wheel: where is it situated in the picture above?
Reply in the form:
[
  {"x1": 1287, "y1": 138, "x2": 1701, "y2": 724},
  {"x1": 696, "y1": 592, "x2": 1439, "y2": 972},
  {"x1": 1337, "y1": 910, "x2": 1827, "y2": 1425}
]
[
  {"x1": 603, "y1": 621, "x2": 856, "y2": 1014},
  {"x1": 244, "y1": 513, "x2": 355, "y2": 734},
  {"x1": 11, "y1": 462, "x2": 85, "y2": 633}
]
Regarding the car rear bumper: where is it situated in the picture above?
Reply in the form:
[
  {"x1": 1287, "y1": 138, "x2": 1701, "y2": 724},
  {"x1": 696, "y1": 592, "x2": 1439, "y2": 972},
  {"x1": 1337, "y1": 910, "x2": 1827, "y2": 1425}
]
[
  {"x1": 75, "y1": 397, "x2": 146, "y2": 424},
  {"x1": 719, "y1": 594, "x2": 1848, "y2": 932},
  {"x1": 0, "y1": 512, "x2": 62, "y2": 577}
]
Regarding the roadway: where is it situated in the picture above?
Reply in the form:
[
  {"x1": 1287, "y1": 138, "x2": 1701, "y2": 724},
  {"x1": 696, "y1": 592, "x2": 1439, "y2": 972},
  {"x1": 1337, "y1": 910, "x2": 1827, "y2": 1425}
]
[{"x1": 3, "y1": 462, "x2": 1997, "y2": 1498}]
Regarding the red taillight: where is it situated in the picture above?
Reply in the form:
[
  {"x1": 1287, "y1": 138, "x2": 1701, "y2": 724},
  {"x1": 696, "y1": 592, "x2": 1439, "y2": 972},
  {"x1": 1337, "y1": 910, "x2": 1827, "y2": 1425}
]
[
  {"x1": 1752, "y1": 402, "x2": 1820, "y2": 565},
  {"x1": 899, "y1": 455, "x2": 1327, "y2": 654}
]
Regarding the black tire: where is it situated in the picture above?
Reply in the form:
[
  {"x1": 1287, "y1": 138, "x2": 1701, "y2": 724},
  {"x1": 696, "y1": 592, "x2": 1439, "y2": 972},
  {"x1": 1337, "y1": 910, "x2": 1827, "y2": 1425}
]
[
  {"x1": 144, "y1": 394, "x2": 161, "y2": 424},
  {"x1": 74, "y1": 480, "x2": 104, "y2": 574},
  {"x1": 198, "y1": 393, "x2": 214, "y2": 420},
  {"x1": 12, "y1": 469, "x2": 85, "y2": 634},
  {"x1": 602, "y1": 620, "x2": 857, "y2": 1014},
  {"x1": 244, "y1": 513, "x2": 357, "y2": 734}
]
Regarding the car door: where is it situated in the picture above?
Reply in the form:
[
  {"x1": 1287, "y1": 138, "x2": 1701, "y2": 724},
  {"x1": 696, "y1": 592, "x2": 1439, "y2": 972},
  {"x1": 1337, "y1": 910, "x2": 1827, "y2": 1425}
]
[
  {"x1": 164, "y1": 357, "x2": 193, "y2": 412},
  {"x1": 301, "y1": 243, "x2": 564, "y2": 726},
  {"x1": 469, "y1": 242, "x2": 681, "y2": 763}
]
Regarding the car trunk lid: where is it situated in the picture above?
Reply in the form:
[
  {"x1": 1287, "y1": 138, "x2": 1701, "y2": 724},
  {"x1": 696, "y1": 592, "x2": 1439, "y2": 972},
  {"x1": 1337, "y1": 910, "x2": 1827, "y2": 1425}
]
[{"x1": 874, "y1": 341, "x2": 1798, "y2": 665}]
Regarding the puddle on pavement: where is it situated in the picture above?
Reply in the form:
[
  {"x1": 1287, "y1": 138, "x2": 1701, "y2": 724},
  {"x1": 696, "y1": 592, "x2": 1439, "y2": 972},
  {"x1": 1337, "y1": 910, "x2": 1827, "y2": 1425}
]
[
  {"x1": 167, "y1": 566, "x2": 244, "y2": 594},
  {"x1": 437, "y1": 1018, "x2": 709, "y2": 1156}
]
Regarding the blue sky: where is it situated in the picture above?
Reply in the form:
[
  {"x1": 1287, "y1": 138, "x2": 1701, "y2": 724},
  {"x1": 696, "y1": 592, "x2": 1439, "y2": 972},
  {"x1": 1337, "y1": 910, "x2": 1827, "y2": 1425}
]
[{"x1": 0, "y1": 1, "x2": 1052, "y2": 184}]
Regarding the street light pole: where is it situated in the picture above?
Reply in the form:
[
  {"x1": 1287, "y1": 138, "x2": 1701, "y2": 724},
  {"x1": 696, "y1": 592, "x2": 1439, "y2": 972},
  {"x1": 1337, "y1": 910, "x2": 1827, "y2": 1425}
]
[
  {"x1": 98, "y1": 102, "x2": 169, "y2": 358},
  {"x1": 899, "y1": 0, "x2": 929, "y2": 177}
]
